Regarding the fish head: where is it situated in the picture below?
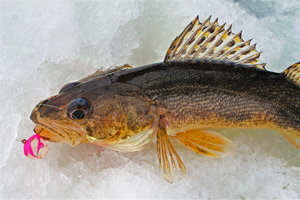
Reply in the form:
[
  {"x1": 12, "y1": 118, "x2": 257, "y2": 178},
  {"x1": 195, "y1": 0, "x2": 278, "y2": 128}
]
[{"x1": 30, "y1": 73, "x2": 159, "y2": 147}]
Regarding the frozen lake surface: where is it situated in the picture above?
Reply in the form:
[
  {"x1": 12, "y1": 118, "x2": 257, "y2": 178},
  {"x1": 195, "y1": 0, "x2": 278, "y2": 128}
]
[{"x1": 1, "y1": 0, "x2": 300, "y2": 198}]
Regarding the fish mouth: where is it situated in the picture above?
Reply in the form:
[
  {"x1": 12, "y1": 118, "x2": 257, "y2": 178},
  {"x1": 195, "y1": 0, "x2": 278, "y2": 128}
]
[
  {"x1": 33, "y1": 121, "x2": 87, "y2": 146},
  {"x1": 33, "y1": 125, "x2": 61, "y2": 142},
  {"x1": 31, "y1": 109, "x2": 87, "y2": 147}
]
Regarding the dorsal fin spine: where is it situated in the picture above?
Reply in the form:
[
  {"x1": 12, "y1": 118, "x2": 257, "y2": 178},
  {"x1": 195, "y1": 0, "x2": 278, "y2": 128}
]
[
  {"x1": 225, "y1": 43, "x2": 256, "y2": 63},
  {"x1": 216, "y1": 39, "x2": 252, "y2": 62},
  {"x1": 186, "y1": 18, "x2": 217, "y2": 60},
  {"x1": 209, "y1": 25, "x2": 233, "y2": 61},
  {"x1": 214, "y1": 27, "x2": 238, "y2": 61},
  {"x1": 201, "y1": 23, "x2": 226, "y2": 61},
  {"x1": 171, "y1": 16, "x2": 203, "y2": 61},
  {"x1": 177, "y1": 20, "x2": 206, "y2": 60},
  {"x1": 191, "y1": 18, "x2": 219, "y2": 60},
  {"x1": 176, "y1": 17, "x2": 211, "y2": 61},
  {"x1": 183, "y1": 22, "x2": 216, "y2": 60},
  {"x1": 199, "y1": 24, "x2": 226, "y2": 61},
  {"x1": 183, "y1": 18, "x2": 213, "y2": 60},
  {"x1": 165, "y1": 37, "x2": 178, "y2": 61},
  {"x1": 237, "y1": 51, "x2": 262, "y2": 65},
  {"x1": 165, "y1": 16, "x2": 200, "y2": 62},
  {"x1": 217, "y1": 31, "x2": 243, "y2": 61},
  {"x1": 206, "y1": 26, "x2": 228, "y2": 61},
  {"x1": 164, "y1": 37, "x2": 176, "y2": 61}
]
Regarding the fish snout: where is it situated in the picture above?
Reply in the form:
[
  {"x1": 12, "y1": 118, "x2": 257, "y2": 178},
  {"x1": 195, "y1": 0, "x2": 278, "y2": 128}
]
[{"x1": 30, "y1": 106, "x2": 39, "y2": 124}]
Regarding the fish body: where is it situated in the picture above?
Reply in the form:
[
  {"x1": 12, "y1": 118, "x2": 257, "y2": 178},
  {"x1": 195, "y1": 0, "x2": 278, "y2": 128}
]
[
  {"x1": 30, "y1": 16, "x2": 300, "y2": 183},
  {"x1": 115, "y1": 61, "x2": 300, "y2": 135}
]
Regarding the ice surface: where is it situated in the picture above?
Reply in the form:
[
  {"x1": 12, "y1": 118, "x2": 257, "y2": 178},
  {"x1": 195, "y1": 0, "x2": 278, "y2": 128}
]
[{"x1": 1, "y1": 0, "x2": 300, "y2": 198}]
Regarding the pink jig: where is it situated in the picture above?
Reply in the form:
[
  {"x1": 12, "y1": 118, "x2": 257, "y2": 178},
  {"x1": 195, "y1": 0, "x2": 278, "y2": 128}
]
[{"x1": 23, "y1": 134, "x2": 48, "y2": 159}]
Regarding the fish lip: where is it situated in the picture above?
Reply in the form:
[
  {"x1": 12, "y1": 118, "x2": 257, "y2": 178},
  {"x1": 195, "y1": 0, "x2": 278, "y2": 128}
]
[
  {"x1": 33, "y1": 121, "x2": 86, "y2": 147},
  {"x1": 31, "y1": 109, "x2": 86, "y2": 147},
  {"x1": 33, "y1": 125, "x2": 53, "y2": 141}
]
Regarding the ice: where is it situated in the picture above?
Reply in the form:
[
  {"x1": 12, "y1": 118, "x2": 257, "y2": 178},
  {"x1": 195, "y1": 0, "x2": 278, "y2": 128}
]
[{"x1": 1, "y1": 0, "x2": 300, "y2": 198}]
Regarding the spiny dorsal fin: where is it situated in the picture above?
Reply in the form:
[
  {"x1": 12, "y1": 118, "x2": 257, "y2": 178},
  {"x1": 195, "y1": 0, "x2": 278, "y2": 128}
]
[
  {"x1": 164, "y1": 16, "x2": 266, "y2": 70},
  {"x1": 283, "y1": 62, "x2": 300, "y2": 86}
]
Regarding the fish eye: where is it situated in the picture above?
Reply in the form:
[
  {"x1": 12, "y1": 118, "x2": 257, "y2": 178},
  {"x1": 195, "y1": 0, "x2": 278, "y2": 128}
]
[
  {"x1": 67, "y1": 99, "x2": 90, "y2": 120},
  {"x1": 59, "y1": 82, "x2": 80, "y2": 93}
]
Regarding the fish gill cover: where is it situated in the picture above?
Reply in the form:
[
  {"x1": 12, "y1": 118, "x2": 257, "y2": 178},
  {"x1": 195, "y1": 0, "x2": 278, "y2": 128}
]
[{"x1": 0, "y1": 0, "x2": 300, "y2": 198}]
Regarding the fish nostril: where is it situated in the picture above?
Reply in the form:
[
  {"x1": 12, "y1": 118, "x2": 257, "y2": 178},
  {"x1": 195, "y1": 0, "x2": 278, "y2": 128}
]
[
  {"x1": 49, "y1": 95, "x2": 58, "y2": 100},
  {"x1": 37, "y1": 99, "x2": 49, "y2": 109},
  {"x1": 37, "y1": 95, "x2": 58, "y2": 109},
  {"x1": 31, "y1": 99, "x2": 49, "y2": 122}
]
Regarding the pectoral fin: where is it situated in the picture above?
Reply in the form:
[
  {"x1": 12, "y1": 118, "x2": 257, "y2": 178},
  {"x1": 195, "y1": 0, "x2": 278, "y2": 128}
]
[
  {"x1": 157, "y1": 120, "x2": 187, "y2": 183},
  {"x1": 278, "y1": 132, "x2": 300, "y2": 149},
  {"x1": 172, "y1": 129, "x2": 235, "y2": 157}
]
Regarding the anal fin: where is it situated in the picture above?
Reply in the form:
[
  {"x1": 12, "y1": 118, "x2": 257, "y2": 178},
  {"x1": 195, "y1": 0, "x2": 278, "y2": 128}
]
[
  {"x1": 172, "y1": 130, "x2": 235, "y2": 158},
  {"x1": 157, "y1": 120, "x2": 187, "y2": 183},
  {"x1": 278, "y1": 132, "x2": 300, "y2": 149}
]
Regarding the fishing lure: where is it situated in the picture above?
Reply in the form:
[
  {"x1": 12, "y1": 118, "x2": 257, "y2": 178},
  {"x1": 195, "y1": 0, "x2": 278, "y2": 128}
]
[{"x1": 23, "y1": 133, "x2": 48, "y2": 159}]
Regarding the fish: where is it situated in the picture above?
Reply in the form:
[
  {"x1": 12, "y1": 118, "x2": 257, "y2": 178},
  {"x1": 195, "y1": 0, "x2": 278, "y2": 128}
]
[{"x1": 30, "y1": 16, "x2": 300, "y2": 183}]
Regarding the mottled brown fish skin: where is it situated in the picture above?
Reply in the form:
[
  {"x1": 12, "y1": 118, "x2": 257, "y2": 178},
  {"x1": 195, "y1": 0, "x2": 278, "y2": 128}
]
[
  {"x1": 30, "y1": 77, "x2": 159, "y2": 146},
  {"x1": 114, "y1": 61, "x2": 300, "y2": 138}
]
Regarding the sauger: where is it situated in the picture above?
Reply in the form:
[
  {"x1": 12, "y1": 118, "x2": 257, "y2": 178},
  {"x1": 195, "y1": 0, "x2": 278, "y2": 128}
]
[{"x1": 30, "y1": 16, "x2": 300, "y2": 183}]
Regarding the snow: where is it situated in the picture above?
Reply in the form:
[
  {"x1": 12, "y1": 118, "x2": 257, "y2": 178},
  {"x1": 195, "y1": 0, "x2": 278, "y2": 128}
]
[{"x1": 1, "y1": 0, "x2": 299, "y2": 198}]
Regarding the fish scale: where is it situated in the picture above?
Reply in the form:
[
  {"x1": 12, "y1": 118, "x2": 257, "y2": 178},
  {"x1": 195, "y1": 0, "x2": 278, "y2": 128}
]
[
  {"x1": 126, "y1": 65, "x2": 299, "y2": 132},
  {"x1": 117, "y1": 62, "x2": 300, "y2": 120}
]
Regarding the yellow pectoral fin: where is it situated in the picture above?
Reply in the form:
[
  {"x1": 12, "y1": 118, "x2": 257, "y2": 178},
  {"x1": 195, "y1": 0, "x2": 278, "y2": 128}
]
[
  {"x1": 278, "y1": 132, "x2": 300, "y2": 150},
  {"x1": 157, "y1": 121, "x2": 187, "y2": 183},
  {"x1": 172, "y1": 130, "x2": 235, "y2": 158}
]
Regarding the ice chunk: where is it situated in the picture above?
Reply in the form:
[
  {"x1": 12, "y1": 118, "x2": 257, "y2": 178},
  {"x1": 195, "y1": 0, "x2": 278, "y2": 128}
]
[{"x1": 1, "y1": 0, "x2": 299, "y2": 199}]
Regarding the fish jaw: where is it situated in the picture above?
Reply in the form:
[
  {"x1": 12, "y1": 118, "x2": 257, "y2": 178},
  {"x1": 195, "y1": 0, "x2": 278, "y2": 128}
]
[{"x1": 30, "y1": 105, "x2": 88, "y2": 147}]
